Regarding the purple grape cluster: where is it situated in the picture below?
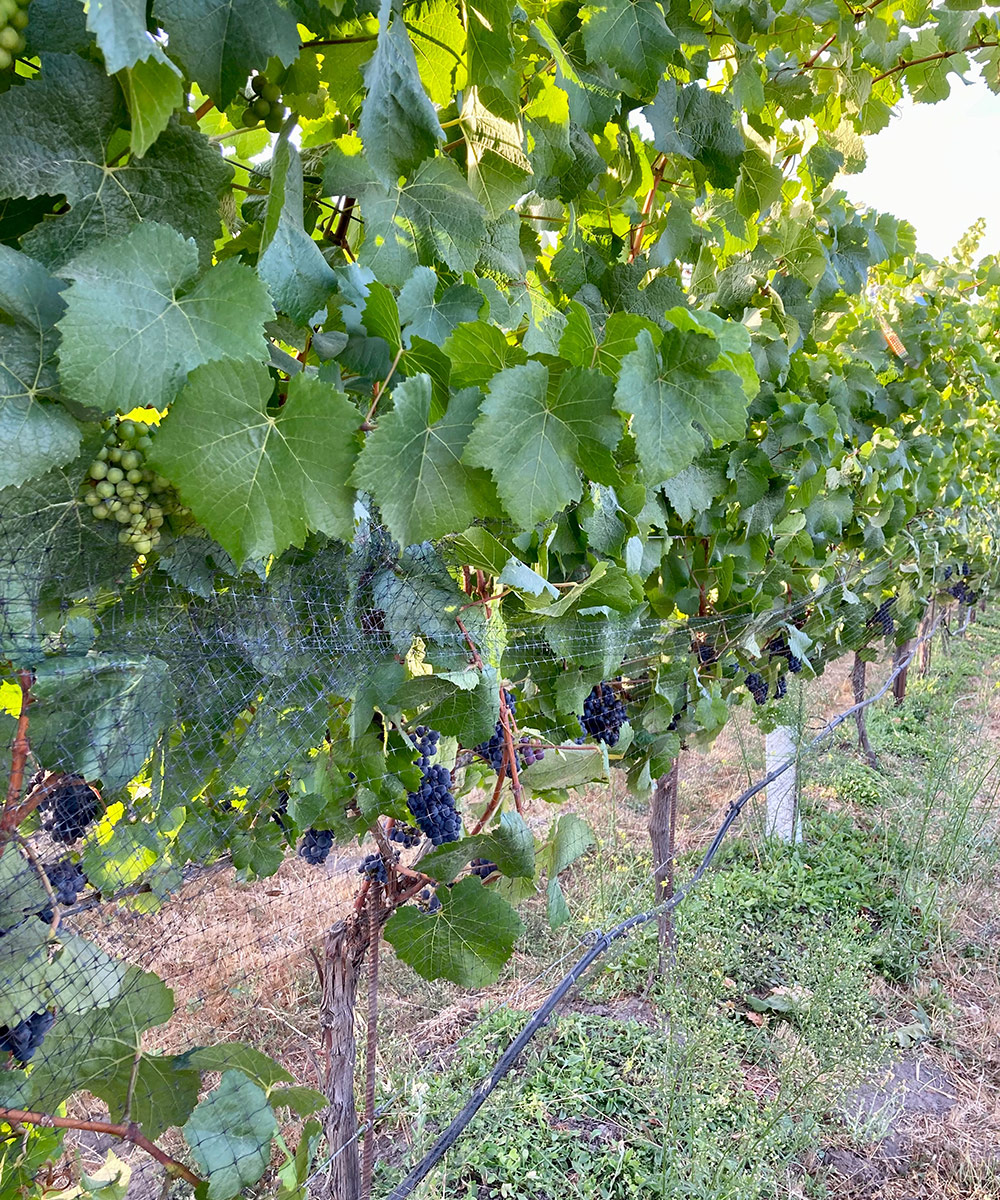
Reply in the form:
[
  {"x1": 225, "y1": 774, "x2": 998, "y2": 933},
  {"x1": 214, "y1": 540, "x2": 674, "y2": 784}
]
[
  {"x1": 470, "y1": 858, "x2": 498, "y2": 880},
  {"x1": 768, "y1": 636, "x2": 802, "y2": 674},
  {"x1": 407, "y1": 727, "x2": 461, "y2": 846},
  {"x1": 475, "y1": 692, "x2": 546, "y2": 775},
  {"x1": 299, "y1": 828, "x2": 334, "y2": 865},
  {"x1": 745, "y1": 672, "x2": 769, "y2": 705},
  {"x1": 868, "y1": 598, "x2": 896, "y2": 637},
  {"x1": 389, "y1": 822, "x2": 422, "y2": 848},
  {"x1": 38, "y1": 859, "x2": 88, "y2": 923},
  {"x1": 0, "y1": 1011, "x2": 55, "y2": 1064},
  {"x1": 358, "y1": 851, "x2": 396, "y2": 884},
  {"x1": 42, "y1": 776, "x2": 100, "y2": 843},
  {"x1": 417, "y1": 886, "x2": 442, "y2": 914},
  {"x1": 577, "y1": 683, "x2": 628, "y2": 747}
]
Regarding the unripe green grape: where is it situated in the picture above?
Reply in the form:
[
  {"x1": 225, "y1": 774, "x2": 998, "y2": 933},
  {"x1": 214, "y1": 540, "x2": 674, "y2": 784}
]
[
  {"x1": 240, "y1": 107, "x2": 257, "y2": 128},
  {"x1": 10, "y1": 9, "x2": 27, "y2": 28},
  {"x1": 96, "y1": 480, "x2": 116, "y2": 499},
  {"x1": 118, "y1": 420, "x2": 136, "y2": 441},
  {"x1": 83, "y1": 490, "x2": 100, "y2": 506},
  {"x1": 0, "y1": 48, "x2": 14, "y2": 70},
  {"x1": 118, "y1": 529, "x2": 133, "y2": 545},
  {"x1": 90, "y1": 460, "x2": 108, "y2": 479},
  {"x1": 106, "y1": 466, "x2": 124, "y2": 484},
  {"x1": 105, "y1": 431, "x2": 118, "y2": 446},
  {"x1": 108, "y1": 498, "x2": 122, "y2": 512},
  {"x1": 134, "y1": 538, "x2": 153, "y2": 555},
  {"x1": 136, "y1": 435, "x2": 153, "y2": 452},
  {"x1": 252, "y1": 97, "x2": 270, "y2": 117},
  {"x1": 128, "y1": 500, "x2": 144, "y2": 514},
  {"x1": 121, "y1": 450, "x2": 141, "y2": 470},
  {"x1": 149, "y1": 516, "x2": 164, "y2": 528},
  {"x1": 261, "y1": 80, "x2": 281, "y2": 104},
  {"x1": 97, "y1": 446, "x2": 109, "y2": 461},
  {"x1": 108, "y1": 447, "x2": 123, "y2": 463},
  {"x1": 152, "y1": 475, "x2": 169, "y2": 491},
  {"x1": 135, "y1": 486, "x2": 149, "y2": 499},
  {"x1": 133, "y1": 421, "x2": 149, "y2": 436},
  {"x1": 92, "y1": 503, "x2": 110, "y2": 520},
  {"x1": 264, "y1": 108, "x2": 284, "y2": 134},
  {"x1": 129, "y1": 512, "x2": 144, "y2": 525},
  {"x1": 0, "y1": 26, "x2": 19, "y2": 50},
  {"x1": 115, "y1": 508, "x2": 132, "y2": 524},
  {"x1": 147, "y1": 504, "x2": 163, "y2": 519},
  {"x1": 250, "y1": 73, "x2": 265, "y2": 94},
  {"x1": 116, "y1": 481, "x2": 135, "y2": 499}
]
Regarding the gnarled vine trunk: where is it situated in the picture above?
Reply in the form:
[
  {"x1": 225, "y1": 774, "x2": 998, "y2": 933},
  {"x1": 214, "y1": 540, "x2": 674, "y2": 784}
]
[{"x1": 851, "y1": 653, "x2": 877, "y2": 767}]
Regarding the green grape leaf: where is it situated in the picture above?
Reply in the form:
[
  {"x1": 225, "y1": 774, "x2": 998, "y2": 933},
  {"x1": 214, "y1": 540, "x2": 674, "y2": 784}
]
[
  {"x1": 259, "y1": 135, "x2": 337, "y2": 323},
  {"x1": 122, "y1": 56, "x2": 185, "y2": 158},
  {"x1": 154, "y1": 0, "x2": 300, "y2": 107},
  {"x1": 151, "y1": 360, "x2": 361, "y2": 565},
  {"x1": 464, "y1": 361, "x2": 621, "y2": 527},
  {"x1": 56, "y1": 222, "x2": 272, "y2": 413},
  {"x1": 184, "y1": 1071, "x2": 278, "y2": 1200},
  {"x1": 466, "y1": 0, "x2": 517, "y2": 115},
  {"x1": 581, "y1": 0, "x2": 678, "y2": 96},
  {"x1": 352, "y1": 379, "x2": 493, "y2": 545},
  {"x1": 30, "y1": 654, "x2": 176, "y2": 791},
  {"x1": 360, "y1": 0, "x2": 444, "y2": 184},
  {"x1": 269, "y1": 1085, "x2": 328, "y2": 1117},
  {"x1": 642, "y1": 80, "x2": 744, "y2": 187},
  {"x1": 0, "y1": 851, "x2": 50, "y2": 933},
  {"x1": 27, "y1": 966, "x2": 188, "y2": 1136},
  {"x1": 615, "y1": 329, "x2": 749, "y2": 485},
  {"x1": 179, "y1": 1044, "x2": 293, "y2": 1090},
  {"x1": 0, "y1": 55, "x2": 231, "y2": 266},
  {"x1": 360, "y1": 158, "x2": 487, "y2": 286},
  {"x1": 419, "y1": 811, "x2": 535, "y2": 882},
  {"x1": 444, "y1": 321, "x2": 526, "y2": 389},
  {"x1": 384, "y1": 875, "x2": 523, "y2": 986},
  {"x1": 85, "y1": 0, "x2": 173, "y2": 72},
  {"x1": 0, "y1": 246, "x2": 80, "y2": 488}
]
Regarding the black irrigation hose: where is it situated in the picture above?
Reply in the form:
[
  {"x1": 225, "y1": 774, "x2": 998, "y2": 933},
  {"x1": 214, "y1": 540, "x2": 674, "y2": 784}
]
[{"x1": 384, "y1": 620, "x2": 944, "y2": 1200}]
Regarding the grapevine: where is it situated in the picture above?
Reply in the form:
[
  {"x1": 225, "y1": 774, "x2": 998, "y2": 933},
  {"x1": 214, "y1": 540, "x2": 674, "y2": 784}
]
[{"x1": 405, "y1": 727, "x2": 461, "y2": 846}]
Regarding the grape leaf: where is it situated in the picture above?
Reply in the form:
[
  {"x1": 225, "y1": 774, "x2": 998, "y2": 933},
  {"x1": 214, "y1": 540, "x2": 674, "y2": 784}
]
[
  {"x1": 352, "y1": 379, "x2": 493, "y2": 545},
  {"x1": 0, "y1": 55, "x2": 231, "y2": 266},
  {"x1": 465, "y1": 0, "x2": 518, "y2": 116},
  {"x1": 464, "y1": 361, "x2": 621, "y2": 527},
  {"x1": 0, "y1": 850, "x2": 49, "y2": 933},
  {"x1": 179, "y1": 1043, "x2": 293, "y2": 1090},
  {"x1": 122, "y1": 56, "x2": 185, "y2": 157},
  {"x1": 150, "y1": 360, "x2": 361, "y2": 565},
  {"x1": 0, "y1": 246, "x2": 80, "y2": 488},
  {"x1": 56, "y1": 222, "x2": 272, "y2": 413},
  {"x1": 184, "y1": 1071, "x2": 278, "y2": 1200},
  {"x1": 360, "y1": 158, "x2": 487, "y2": 286},
  {"x1": 384, "y1": 875, "x2": 523, "y2": 986},
  {"x1": 154, "y1": 0, "x2": 300, "y2": 107},
  {"x1": 580, "y1": 0, "x2": 678, "y2": 96},
  {"x1": 615, "y1": 329, "x2": 749, "y2": 485},
  {"x1": 642, "y1": 80, "x2": 745, "y2": 188},
  {"x1": 258, "y1": 135, "x2": 337, "y2": 323},
  {"x1": 30, "y1": 654, "x2": 177, "y2": 790},
  {"x1": 85, "y1": 0, "x2": 173, "y2": 72},
  {"x1": 359, "y1": 0, "x2": 444, "y2": 184},
  {"x1": 419, "y1": 811, "x2": 535, "y2": 882}
]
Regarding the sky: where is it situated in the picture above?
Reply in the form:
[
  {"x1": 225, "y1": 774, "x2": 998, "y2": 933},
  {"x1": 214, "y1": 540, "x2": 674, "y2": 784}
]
[{"x1": 840, "y1": 73, "x2": 1000, "y2": 260}]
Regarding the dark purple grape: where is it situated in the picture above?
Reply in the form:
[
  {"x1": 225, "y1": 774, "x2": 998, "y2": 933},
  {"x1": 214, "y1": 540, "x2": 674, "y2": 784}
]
[{"x1": 299, "y1": 828, "x2": 333, "y2": 865}]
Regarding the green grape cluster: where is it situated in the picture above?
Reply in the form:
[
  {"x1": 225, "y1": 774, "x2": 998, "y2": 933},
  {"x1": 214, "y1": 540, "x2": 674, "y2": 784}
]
[
  {"x1": 81, "y1": 419, "x2": 182, "y2": 556},
  {"x1": 239, "y1": 72, "x2": 290, "y2": 134},
  {"x1": 0, "y1": 0, "x2": 29, "y2": 70}
]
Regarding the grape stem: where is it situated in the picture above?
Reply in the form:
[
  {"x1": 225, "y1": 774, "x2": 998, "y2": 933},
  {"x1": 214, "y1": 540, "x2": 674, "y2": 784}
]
[
  {"x1": 0, "y1": 671, "x2": 33, "y2": 858},
  {"x1": 0, "y1": 1109, "x2": 202, "y2": 1186},
  {"x1": 496, "y1": 688, "x2": 525, "y2": 814}
]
